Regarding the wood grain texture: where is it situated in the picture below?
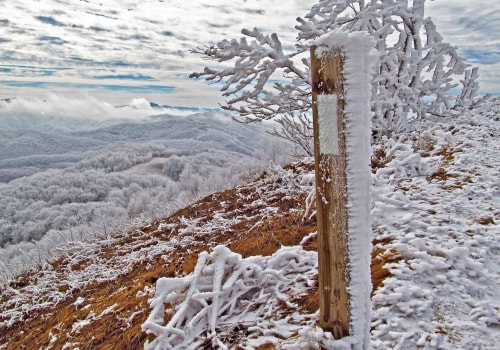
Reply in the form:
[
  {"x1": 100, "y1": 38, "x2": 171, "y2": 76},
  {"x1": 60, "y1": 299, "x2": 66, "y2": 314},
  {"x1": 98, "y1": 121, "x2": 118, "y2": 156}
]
[{"x1": 310, "y1": 46, "x2": 351, "y2": 339}]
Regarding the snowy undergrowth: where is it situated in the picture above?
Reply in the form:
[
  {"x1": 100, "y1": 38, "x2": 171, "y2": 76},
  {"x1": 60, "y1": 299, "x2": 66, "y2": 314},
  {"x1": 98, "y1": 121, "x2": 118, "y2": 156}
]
[
  {"x1": 143, "y1": 245, "x2": 318, "y2": 349},
  {"x1": 143, "y1": 99, "x2": 499, "y2": 349},
  {"x1": 1, "y1": 100, "x2": 499, "y2": 349},
  {"x1": 0, "y1": 232, "x2": 148, "y2": 329},
  {"x1": 0, "y1": 161, "x2": 314, "y2": 344},
  {"x1": 370, "y1": 99, "x2": 500, "y2": 348}
]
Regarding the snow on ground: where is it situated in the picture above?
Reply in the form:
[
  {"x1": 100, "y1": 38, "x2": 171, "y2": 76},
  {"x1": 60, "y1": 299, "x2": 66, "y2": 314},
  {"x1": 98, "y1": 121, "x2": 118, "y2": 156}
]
[
  {"x1": 143, "y1": 99, "x2": 500, "y2": 348},
  {"x1": 0, "y1": 158, "x2": 315, "y2": 348},
  {"x1": 0, "y1": 99, "x2": 499, "y2": 348},
  {"x1": 370, "y1": 99, "x2": 500, "y2": 348}
]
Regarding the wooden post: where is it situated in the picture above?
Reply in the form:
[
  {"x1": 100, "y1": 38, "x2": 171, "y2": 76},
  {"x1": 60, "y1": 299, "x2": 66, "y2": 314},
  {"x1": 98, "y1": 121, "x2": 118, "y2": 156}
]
[{"x1": 310, "y1": 46, "x2": 351, "y2": 338}]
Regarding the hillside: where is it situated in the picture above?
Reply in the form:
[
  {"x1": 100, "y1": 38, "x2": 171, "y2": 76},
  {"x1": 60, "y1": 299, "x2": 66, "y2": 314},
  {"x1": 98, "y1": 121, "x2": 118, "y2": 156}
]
[
  {"x1": 0, "y1": 161, "x2": 320, "y2": 349},
  {"x1": 0, "y1": 111, "x2": 289, "y2": 272},
  {"x1": 1, "y1": 99, "x2": 499, "y2": 349}
]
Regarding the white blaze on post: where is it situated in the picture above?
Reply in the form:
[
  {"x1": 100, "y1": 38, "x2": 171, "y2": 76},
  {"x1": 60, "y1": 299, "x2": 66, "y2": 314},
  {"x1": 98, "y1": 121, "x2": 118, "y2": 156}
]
[{"x1": 317, "y1": 94, "x2": 340, "y2": 155}]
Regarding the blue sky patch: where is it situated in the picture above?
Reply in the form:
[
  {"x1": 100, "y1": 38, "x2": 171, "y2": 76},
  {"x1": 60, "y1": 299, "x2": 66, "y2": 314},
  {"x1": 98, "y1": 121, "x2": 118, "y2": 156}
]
[
  {"x1": 1, "y1": 80, "x2": 175, "y2": 93},
  {"x1": 2, "y1": 81, "x2": 47, "y2": 88},
  {"x1": 0, "y1": 66, "x2": 68, "y2": 78},
  {"x1": 35, "y1": 16, "x2": 65, "y2": 27},
  {"x1": 93, "y1": 73, "x2": 156, "y2": 81},
  {"x1": 461, "y1": 49, "x2": 500, "y2": 65}
]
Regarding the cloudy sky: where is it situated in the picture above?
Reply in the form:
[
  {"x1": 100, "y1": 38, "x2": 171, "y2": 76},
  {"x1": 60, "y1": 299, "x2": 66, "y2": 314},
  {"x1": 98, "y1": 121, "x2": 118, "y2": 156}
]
[
  {"x1": 0, "y1": 0, "x2": 498, "y2": 110},
  {"x1": 426, "y1": 0, "x2": 499, "y2": 97}
]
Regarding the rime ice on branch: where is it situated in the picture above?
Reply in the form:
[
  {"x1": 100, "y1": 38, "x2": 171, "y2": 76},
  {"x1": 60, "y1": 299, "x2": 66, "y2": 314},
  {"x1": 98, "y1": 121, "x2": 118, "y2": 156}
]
[
  {"x1": 311, "y1": 30, "x2": 375, "y2": 349},
  {"x1": 192, "y1": 0, "x2": 488, "y2": 155}
]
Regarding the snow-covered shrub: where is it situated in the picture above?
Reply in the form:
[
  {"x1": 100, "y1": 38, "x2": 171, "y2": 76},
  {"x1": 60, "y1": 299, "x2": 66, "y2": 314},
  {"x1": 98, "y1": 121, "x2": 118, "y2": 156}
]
[
  {"x1": 143, "y1": 245, "x2": 318, "y2": 349},
  {"x1": 191, "y1": 0, "x2": 488, "y2": 154}
]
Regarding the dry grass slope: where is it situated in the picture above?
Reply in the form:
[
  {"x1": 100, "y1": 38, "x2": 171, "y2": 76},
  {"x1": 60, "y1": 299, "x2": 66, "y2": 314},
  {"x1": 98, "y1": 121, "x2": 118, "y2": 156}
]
[{"x1": 0, "y1": 162, "x2": 399, "y2": 349}]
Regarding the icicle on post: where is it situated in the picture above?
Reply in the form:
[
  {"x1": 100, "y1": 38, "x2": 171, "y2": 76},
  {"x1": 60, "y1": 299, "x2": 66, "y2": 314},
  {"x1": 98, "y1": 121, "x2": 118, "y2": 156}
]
[{"x1": 310, "y1": 46, "x2": 350, "y2": 338}]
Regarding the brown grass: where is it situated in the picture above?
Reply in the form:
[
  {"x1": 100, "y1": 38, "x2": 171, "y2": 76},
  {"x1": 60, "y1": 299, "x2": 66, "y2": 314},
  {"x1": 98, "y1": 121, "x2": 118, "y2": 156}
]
[
  {"x1": 292, "y1": 240, "x2": 403, "y2": 318},
  {"x1": 292, "y1": 278, "x2": 319, "y2": 314},
  {"x1": 0, "y1": 261, "x2": 158, "y2": 349},
  {"x1": 371, "y1": 246, "x2": 403, "y2": 295},
  {"x1": 371, "y1": 146, "x2": 390, "y2": 172},
  {"x1": 0, "y1": 163, "x2": 399, "y2": 349},
  {"x1": 426, "y1": 145, "x2": 474, "y2": 190},
  {"x1": 477, "y1": 216, "x2": 495, "y2": 225}
]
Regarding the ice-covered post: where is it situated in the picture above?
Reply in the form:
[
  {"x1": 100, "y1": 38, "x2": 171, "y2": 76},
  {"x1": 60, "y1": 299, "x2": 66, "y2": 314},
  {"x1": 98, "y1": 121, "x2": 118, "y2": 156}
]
[
  {"x1": 310, "y1": 32, "x2": 375, "y2": 348},
  {"x1": 311, "y1": 45, "x2": 350, "y2": 338}
]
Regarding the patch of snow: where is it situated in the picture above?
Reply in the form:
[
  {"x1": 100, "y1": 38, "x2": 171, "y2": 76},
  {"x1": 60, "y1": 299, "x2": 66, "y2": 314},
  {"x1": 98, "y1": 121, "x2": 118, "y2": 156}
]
[{"x1": 73, "y1": 297, "x2": 85, "y2": 307}]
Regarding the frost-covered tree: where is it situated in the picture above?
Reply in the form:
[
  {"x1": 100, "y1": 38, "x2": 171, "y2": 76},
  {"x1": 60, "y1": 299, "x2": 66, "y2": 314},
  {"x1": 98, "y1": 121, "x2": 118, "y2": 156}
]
[{"x1": 191, "y1": 0, "x2": 488, "y2": 155}]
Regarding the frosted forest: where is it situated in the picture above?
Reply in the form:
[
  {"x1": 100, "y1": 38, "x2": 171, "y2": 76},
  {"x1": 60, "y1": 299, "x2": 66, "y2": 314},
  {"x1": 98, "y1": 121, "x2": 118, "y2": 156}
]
[{"x1": 0, "y1": 106, "x2": 290, "y2": 274}]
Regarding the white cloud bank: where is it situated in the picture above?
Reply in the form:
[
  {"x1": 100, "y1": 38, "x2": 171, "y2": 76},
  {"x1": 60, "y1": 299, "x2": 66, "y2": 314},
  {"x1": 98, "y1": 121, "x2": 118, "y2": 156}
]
[{"x1": 0, "y1": 94, "x2": 215, "y2": 132}]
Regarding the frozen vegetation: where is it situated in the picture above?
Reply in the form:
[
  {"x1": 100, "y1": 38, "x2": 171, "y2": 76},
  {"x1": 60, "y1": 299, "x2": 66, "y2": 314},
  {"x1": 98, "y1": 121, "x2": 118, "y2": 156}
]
[
  {"x1": 143, "y1": 98, "x2": 500, "y2": 349},
  {"x1": 0, "y1": 99, "x2": 290, "y2": 276},
  {"x1": 0, "y1": 0, "x2": 498, "y2": 348},
  {"x1": 0, "y1": 99, "x2": 499, "y2": 348}
]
